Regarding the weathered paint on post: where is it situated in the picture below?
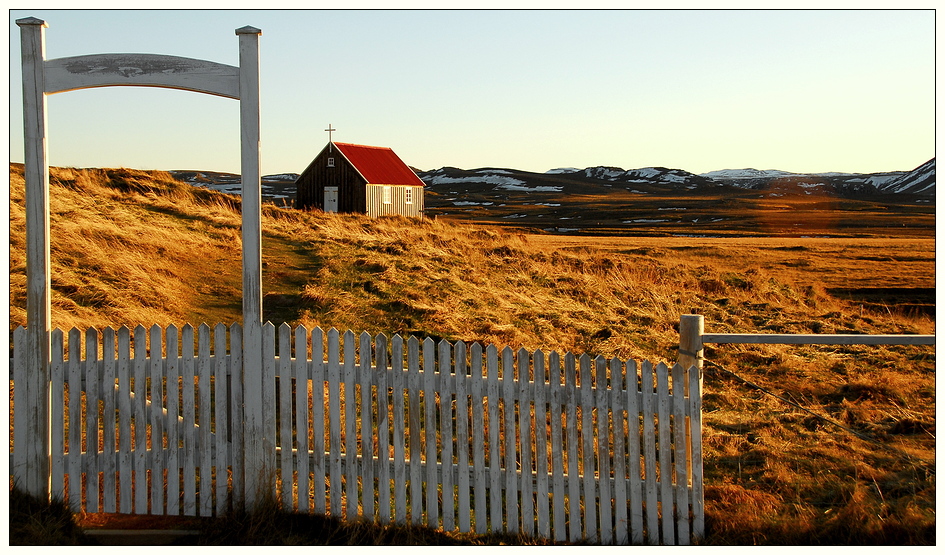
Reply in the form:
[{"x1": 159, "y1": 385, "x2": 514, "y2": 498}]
[{"x1": 17, "y1": 16, "x2": 52, "y2": 500}]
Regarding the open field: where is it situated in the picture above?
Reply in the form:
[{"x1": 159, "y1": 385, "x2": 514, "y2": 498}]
[{"x1": 9, "y1": 164, "x2": 936, "y2": 544}]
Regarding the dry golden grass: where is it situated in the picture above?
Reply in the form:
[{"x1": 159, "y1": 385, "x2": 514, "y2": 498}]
[{"x1": 8, "y1": 164, "x2": 935, "y2": 544}]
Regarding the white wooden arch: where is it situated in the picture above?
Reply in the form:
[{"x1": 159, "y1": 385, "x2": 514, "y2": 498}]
[{"x1": 15, "y1": 17, "x2": 268, "y2": 508}]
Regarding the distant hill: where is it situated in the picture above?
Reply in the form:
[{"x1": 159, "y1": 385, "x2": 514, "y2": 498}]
[{"x1": 170, "y1": 159, "x2": 934, "y2": 237}]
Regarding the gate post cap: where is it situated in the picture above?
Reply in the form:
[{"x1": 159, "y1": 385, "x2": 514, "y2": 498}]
[
  {"x1": 16, "y1": 17, "x2": 47, "y2": 27},
  {"x1": 236, "y1": 25, "x2": 262, "y2": 35}
]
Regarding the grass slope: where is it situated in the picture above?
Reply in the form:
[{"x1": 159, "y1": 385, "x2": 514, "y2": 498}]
[{"x1": 8, "y1": 165, "x2": 935, "y2": 544}]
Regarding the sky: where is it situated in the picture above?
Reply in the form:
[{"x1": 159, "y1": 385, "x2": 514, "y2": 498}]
[{"x1": 6, "y1": 6, "x2": 936, "y2": 176}]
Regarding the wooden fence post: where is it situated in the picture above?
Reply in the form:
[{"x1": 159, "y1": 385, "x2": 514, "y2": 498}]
[
  {"x1": 678, "y1": 314, "x2": 704, "y2": 376},
  {"x1": 237, "y1": 24, "x2": 266, "y2": 511},
  {"x1": 17, "y1": 16, "x2": 52, "y2": 500},
  {"x1": 678, "y1": 314, "x2": 705, "y2": 541}
]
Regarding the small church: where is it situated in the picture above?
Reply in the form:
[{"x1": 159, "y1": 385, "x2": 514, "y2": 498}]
[{"x1": 295, "y1": 128, "x2": 425, "y2": 218}]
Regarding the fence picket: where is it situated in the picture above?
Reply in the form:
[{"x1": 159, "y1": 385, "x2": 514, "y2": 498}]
[
  {"x1": 423, "y1": 337, "x2": 438, "y2": 528},
  {"x1": 391, "y1": 335, "x2": 407, "y2": 524},
  {"x1": 579, "y1": 354, "x2": 596, "y2": 542},
  {"x1": 596, "y1": 356, "x2": 612, "y2": 544},
  {"x1": 486, "y1": 344, "x2": 501, "y2": 533},
  {"x1": 470, "y1": 343, "x2": 487, "y2": 535},
  {"x1": 641, "y1": 360, "x2": 659, "y2": 544},
  {"x1": 438, "y1": 339, "x2": 454, "y2": 531},
  {"x1": 375, "y1": 333, "x2": 391, "y2": 524},
  {"x1": 279, "y1": 323, "x2": 294, "y2": 510},
  {"x1": 517, "y1": 347, "x2": 534, "y2": 537},
  {"x1": 117, "y1": 327, "x2": 133, "y2": 514},
  {"x1": 68, "y1": 328, "x2": 84, "y2": 512},
  {"x1": 181, "y1": 324, "x2": 197, "y2": 516},
  {"x1": 215, "y1": 323, "x2": 230, "y2": 515},
  {"x1": 49, "y1": 330, "x2": 65, "y2": 503},
  {"x1": 502, "y1": 346, "x2": 519, "y2": 534},
  {"x1": 407, "y1": 336, "x2": 422, "y2": 525},
  {"x1": 295, "y1": 325, "x2": 311, "y2": 514},
  {"x1": 625, "y1": 360, "x2": 644, "y2": 544},
  {"x1": 13, "y1": 323, "x2": 706, "y2": 545},
  {"x1": 534, "y1": 349, "x2": 550, "y2": 539},
  {"x1": 611, "y1": 357, "x2": 629, "y2": 545},
  {"x1": 548, "y1": 351, "x2": 566, "y2": 542},
  {"x1": 101, "y1": 328, "x2": 117, "y2": 514},
  {"x1": 327, "y1": 328, "x2": 342, "y2": 517},
  {"x1": 12, "y1": 328, "x2": 27, "y2": 496},
  {"x1": 564, "y1": 353, "x2": 580, "y2": 542},
  {"x1": 672, "y1": 363, "x2": 690, "y2": 545},
  {"x1": 311, "y1": 327, "x2": 326, "y2": 515},
  {"x1": 343, "y1": 330, "x2": 357, "y2": 520},
  {"x1": 85, "y1": 328, "x2": 100, "y2": 514},
  {"x1": 165, "y1": 325, "x2": 180, "y2": 516},
  {"x1": 198, "y1": 324, "x2": 214, "y2": 516},
  {"x1": 359, "y1": 331, "x2": 375, "y2": 521},
  {"x1": 656, "y1": 362, "x2": 675, "y2": 545},
  {"x1": 455, "y1": 340, "x2": 470, "y2": 534}
]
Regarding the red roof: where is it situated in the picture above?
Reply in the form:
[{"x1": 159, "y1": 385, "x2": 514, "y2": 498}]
[{"x1": 333, "y1": 142, "x2": 425, "y2": 187}]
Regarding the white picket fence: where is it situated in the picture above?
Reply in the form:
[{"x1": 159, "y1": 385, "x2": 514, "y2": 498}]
[{"x1": 10, "y1": 322, "x2": 705, "y2": 545}]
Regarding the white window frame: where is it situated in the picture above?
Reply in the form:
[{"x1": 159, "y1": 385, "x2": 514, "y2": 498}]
[
  {"x1": 405, "y1": 187, "x2": 413, "y2": 204},
  {"x1": 382, "y1": 185, "x2": 392, "y2": 205},
  {"x1": 327, "y1": 157, "x2": 335, "y2": 167}
]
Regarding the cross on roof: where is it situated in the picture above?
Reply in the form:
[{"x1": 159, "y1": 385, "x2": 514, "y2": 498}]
[{"x1": 325, "y1": 124, "x2": 336, "y2": 152}]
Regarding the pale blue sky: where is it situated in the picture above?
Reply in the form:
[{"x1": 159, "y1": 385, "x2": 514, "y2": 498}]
[{"x1": 7, "y1": 8, "x2": 936, "y2": 176}]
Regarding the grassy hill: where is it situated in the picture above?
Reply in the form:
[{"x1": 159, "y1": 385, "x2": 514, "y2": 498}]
[{"x1": 8, "y1": 164, "x2": 935, "y2": 544}]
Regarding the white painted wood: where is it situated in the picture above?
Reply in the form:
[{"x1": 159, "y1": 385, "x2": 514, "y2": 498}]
[
  {"x1": 359, "y1": 332, "x2": 375, "y2": 521},
  {"x1": 311, "y1": 327, "x2": 326, "y2": 515},
  {"x1": 165, "y1": 325, "x2": 180, "y2": 516},
  {"x1": 101, "y1": 328, "x2": 117, "y2": 514},
  {"x1": 486, "y1": 344, "x2": 502, "y2": 533},
  {"x1": 214, "y1": 323, "x2": 230, "y2": 514},
  {"x1": 344, "y1": 330, "x2": 358, "y2": 520},
  {"x1": 279, "y1": 324, "x2": 294, "y2": 510},
  {"x1": 375, "y1": 333, "x2": 391, "y2": 524},
  {"x1": 517, "y1": 348, "x2": 534, "y2": 537},
  {"x1": 655, "y1": 362, "x2": 675, "y2": 545},
  {"x1": 11, "y1": 327, "x2": 27, "y2": 494},
  {"x1": 625, "y1": 360, "x2": 644, "y2": 545},
  {"x1": 438, "y1": 340, "x2": 454, "y2": 531},
  {"x1": 548, "y1": 351, "x2": 566, "y2": 542},
  {"x1": 17, "y1": 19, "x2": 52, "y2": 499},
  {"x1": 595, "y1": 356, "x2": 612, "y2": 544},
  {"x1": 85, "y1": 329, "x2": 100, "y2": 514},
  {"x1": 672, "y1": 363, "x2": 690, "y2": 545},
  {"x1": 295, "y1": 326, "x2": 311, "y2": 514},
  {"x1": 237, "y1": 31, "x2": 264, "y2": 509},
  {"x1": 423, "y1": 338, "x2": 438, "y2": 527},
  {"x1": 327, "y1": 329, "x2": 343, "y2": 516},
  {"x1": 181, "y1": 324, "x2": 197, "y2": 516},
  {"x1": 228, "y1": 323, "x2": 244, "y2": 511},
  {"x1": 68, "y1": 328, "x2": 83, "y2": 512},
  {"x1": 502, "y1": 346, "x2": 519, "y2": 534},
  {"x1": 262, "y1": 323, "x2": 278, "y2": 497},
  {"x1": 149, "y1": 325, "x2": 165, "y2": 514},
  {"x1": 470, "y1": 343, "x2": 487, "y2": 535},
  {"x1": 198, "y1": 324, "x2": 213, "y2": 516},
  {"x1": 49, "y1": 329, "x2": 65, "y2": 503},
  {"x1": 579, "y1": 354, "x2": 596, "y2": 542},
  {"x1": 44, "y1": 53, "x2": 240, "y2": 98},
  {"x1": 640, "y1": 360, "x2": 659, "y2": 544},
  {"x1": 407, "y1": 336, "x2": 422, "y2": 525},
  {"x1": 391, "y1": 335, "x2": 407, "y2": 524},
  {"x1": 688, "y1": 360, "x2": 705, "y2": 541},
  {"x1": 702, "y1": 333, "x2": 935, "y2": 345},
  {"x1": 534, "y1": 349, "x2": 550, "y2": 539},
  {"x1": 117, "y1": 327, "x2": 133, "y2": 514},
  {"x1": 611, "y1": 357, "x2": 628, "y2": 545},
  {"x1": 454, "y1": 340, "x2": 470, "y2": 534},
  {"x1": 564, "y1": 353, "x2": 581, "y2": 542}
]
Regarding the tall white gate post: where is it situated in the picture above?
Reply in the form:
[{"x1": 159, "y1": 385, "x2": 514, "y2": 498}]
[
  {"x1": 236, "y1": 25, "x2": 271, "y2": 509},
  {"x1": 16, "y1": 16, "x2": 52, "y2": 500}
]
